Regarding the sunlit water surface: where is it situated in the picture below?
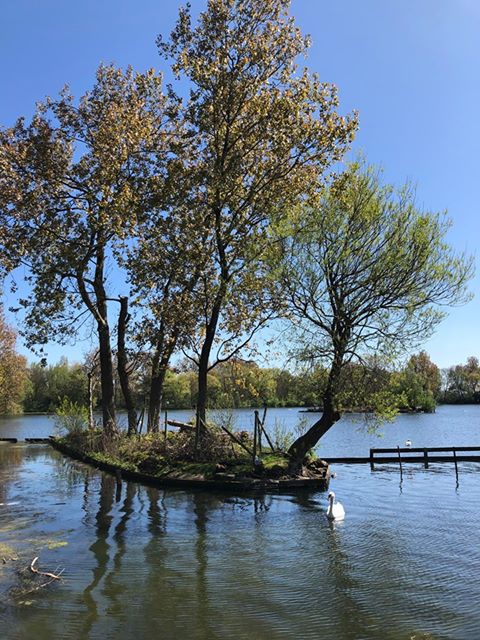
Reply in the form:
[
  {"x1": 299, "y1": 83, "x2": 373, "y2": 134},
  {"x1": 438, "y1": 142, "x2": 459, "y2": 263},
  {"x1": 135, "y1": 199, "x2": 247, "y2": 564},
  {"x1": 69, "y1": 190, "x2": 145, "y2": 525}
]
[{"x1": 1, "y1": 406, "x2": 479, "y2": 639}]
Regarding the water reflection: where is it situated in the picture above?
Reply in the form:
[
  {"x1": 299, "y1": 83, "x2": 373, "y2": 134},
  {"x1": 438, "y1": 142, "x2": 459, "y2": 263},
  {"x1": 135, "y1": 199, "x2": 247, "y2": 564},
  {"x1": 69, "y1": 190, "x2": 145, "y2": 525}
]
[
  {"x1": 2, "y1": 445, "x2": 480, "y2": 639},
  {"x1": 82, "y1": 475, "x2": 115, "y2": 637},
  {"x1": 192, "y1": 493, "x2": 211, "y2": 639}
]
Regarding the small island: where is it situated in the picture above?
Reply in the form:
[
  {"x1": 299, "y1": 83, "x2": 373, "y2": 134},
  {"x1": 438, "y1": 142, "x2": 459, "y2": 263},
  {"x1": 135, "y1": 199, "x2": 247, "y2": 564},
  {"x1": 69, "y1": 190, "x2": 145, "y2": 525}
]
[{"x1": 50, "y1": 424, "x2": 330, "y2": 493}]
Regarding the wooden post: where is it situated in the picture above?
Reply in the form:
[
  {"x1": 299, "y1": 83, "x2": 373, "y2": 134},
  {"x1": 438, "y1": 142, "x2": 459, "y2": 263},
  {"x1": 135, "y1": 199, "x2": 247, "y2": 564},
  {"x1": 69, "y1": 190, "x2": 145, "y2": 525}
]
[
  {"x1": 194, "y1": 410, "x2": 199, "y2": 455},
  {"x1": 164, "y1": 410, "x2": 168, "y2": 441},
  {"x1": 259, "y1": 411, "x2": 275, "y2": 452},
  {"x1": 261, "y1": 405, "x2": 267, "y2": 427},
  {"x1": 370, "y1": 448, "x2": 375, "y2": 471},
  {"x1": 453, "y1": 447, "x2": 458, "y2": 479},
  {"x1": 423, "y1": 448, "x2": 429, "y2": 469},
  {"x1": 252, "y1": 411, "x2": 258, "y2": 466},
  {"x1": 397, "y1": 445, "x2": 403, "y2": 478},
  {"x1": 219, "y1": 424, "x2": 252, "y2": 455},
  {"x1": 255, "y1": 410, "x2": 262, "y2": 453},
  {"x1": 87, "y1": 371, "x2": 95, "y2": 431}
]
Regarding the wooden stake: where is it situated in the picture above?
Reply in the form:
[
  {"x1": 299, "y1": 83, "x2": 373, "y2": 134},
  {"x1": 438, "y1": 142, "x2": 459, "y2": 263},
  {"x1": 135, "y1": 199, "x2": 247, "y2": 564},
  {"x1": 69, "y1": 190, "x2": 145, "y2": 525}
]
[
  {"x1": 258, "y1": 409, "x2": 276, "y2": 452},
  {"x1": 219, "y1": 424, "x2": 252, "y2": 455},
  {"x1": 194, "y1": 411, "x2": 199, "y2": 454},
  {"x1": 255, "y1": 410, "x2": 262, "y2": 453},
  {"x1": 397, "y1": 445, "x2": 403, "y2": 478},
  {"x1": 423, "y1": 448, "x2": 429, "y2": 469},
  {"x1": 453, "y1": 447, "x2": 458, "y2": 479}
]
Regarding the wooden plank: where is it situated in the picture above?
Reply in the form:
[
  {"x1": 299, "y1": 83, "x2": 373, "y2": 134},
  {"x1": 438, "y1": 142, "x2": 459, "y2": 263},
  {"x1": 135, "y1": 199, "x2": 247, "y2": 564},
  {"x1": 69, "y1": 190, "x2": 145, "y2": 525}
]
[{"x1": 0, "y1": 437, "x2": 17, "y2": 443}]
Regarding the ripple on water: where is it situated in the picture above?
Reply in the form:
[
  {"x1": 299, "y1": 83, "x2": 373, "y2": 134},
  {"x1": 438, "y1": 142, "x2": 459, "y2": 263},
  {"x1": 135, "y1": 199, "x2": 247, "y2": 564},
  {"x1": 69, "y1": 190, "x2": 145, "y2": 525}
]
[{"x1": 2, "y1": 418, "x2": 480, "y2": 639}]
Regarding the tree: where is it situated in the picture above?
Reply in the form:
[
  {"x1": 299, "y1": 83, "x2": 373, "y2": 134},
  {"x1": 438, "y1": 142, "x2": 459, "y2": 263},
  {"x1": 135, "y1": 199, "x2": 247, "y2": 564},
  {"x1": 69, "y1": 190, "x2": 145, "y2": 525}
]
[
  {"x1": 158, "y1": 0, "x2": 358, "y2": 432},
  {"x1": 0, "y1": 308, "x2": 28, "y2": 414},
  {"x1": 0, "y1": 65, "x2": 174, "y2": 437},
  {"x1": 24, "y1": 358, "x2": 88, "y2": 412},
  {"x1": 391, "y1": 351, "x2": 441, "y2": 412},
  {"x1": 277, "y1": 163, "x2": 473, "y2": 467},
  {"x1": 442, "y1": 356, "x2": 480, "y2": 403}
]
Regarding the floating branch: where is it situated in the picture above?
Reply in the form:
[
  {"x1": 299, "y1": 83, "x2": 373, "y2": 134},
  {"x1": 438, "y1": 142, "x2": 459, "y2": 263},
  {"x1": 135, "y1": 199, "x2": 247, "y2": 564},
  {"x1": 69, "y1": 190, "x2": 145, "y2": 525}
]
[{"x1": 30, "y1": 556, "x2": 64, "y2": 582}]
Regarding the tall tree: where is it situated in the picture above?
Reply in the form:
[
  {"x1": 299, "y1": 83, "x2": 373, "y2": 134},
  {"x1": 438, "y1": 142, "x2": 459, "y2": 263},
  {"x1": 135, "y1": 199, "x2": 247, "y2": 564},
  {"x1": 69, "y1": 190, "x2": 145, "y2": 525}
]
[
  {"x1": 0, "y1": 65, "x2": 174, "y2": 437},
  {"x1": 158, "y1": 0, "x2": 358, "y2": 430},
  {"x1": 277, "y1": 163, "x2": 472, "y2": 468}
]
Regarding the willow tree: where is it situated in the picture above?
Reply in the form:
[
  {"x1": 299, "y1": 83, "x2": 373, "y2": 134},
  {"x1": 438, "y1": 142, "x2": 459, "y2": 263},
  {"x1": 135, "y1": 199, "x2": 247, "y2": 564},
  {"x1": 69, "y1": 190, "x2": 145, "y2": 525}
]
[
  {"x1": 0, "y1": 65, "x2": 175, "y2": 437},
  {"x1": 278, "y1": 164, "x2": 473, "y2": 468},
  {"x1": 158, "y1": 0, "x2": 358, "y2": 428}
]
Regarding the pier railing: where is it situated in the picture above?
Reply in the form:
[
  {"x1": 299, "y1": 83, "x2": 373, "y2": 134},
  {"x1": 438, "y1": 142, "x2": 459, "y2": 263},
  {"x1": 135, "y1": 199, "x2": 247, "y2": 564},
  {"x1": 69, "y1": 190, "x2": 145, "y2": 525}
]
[{"x1": 324, "y1": 446, "x2": 480, "y2": 471}]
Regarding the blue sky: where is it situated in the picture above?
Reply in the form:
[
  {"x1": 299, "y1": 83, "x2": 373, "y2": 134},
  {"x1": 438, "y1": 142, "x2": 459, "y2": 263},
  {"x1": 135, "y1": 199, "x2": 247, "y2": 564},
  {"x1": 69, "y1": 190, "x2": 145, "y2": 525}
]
[{"x1": 1, "y1": 0, "x2": 478, "y2": 368}]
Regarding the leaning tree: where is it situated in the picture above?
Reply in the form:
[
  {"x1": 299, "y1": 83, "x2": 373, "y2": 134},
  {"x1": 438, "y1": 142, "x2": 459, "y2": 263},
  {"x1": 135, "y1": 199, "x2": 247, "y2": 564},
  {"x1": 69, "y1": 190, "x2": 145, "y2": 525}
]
[{"x1": 277, "y1": 163, "x2": 473, "y2": 468}]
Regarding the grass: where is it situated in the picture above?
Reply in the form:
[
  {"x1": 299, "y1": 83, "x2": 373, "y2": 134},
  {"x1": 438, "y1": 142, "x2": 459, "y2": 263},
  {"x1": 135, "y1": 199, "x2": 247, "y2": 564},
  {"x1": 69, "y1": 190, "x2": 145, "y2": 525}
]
[
  {"x1": 55, "y1": 425, "x2": 327, "y2": 483},
  {"x1": 56, "y1": 429, "x2": 297, "y2": 481}
]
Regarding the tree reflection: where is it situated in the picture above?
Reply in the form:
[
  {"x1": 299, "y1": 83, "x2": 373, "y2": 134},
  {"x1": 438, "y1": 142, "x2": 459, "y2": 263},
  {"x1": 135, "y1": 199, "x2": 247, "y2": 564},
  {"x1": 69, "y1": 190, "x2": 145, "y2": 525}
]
[
  {"x1": 81, "y1": 474, "x2": 115, "y2": 637},
  {"x1": 192, "y1": 493, "x2": 212, "y2": 638},
  {"x1": 101, "y1": 482, "x2": 137, "y2": 616}
]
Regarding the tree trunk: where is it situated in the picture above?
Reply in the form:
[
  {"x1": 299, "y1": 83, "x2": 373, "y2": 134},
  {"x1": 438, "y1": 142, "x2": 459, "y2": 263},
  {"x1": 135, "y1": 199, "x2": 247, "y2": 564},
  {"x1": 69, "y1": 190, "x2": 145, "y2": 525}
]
[
  {"x1": 196, "y1": 350, "x2": 209, "y2": 431},
  {"x1": 147, "y1": 328, "x2": 181, "y2": 432},
  {"x1": 97, "y1": 321, "x2": 117, "y2": 439},
  {"x1": 117, "y1": 296, "x2": 137, "y2": 437},
  {"x1": 287, "y1": 396, "x2": 341, "y2": 471},
  {"x1": 147, "y1": 355, "x2": 167, "y2": 433},
  {"x1": 287, "y1": 349, "x2": 345, "y2": 471},
  {"x1": 87, "y1": 371, "x2": 95, "y2": 431},
  {"x1": 76, "y1": 241, "x2": 116, "y2": 440},
  {"x1": 196, "y1": 308, "x2": 220, "y2": 435}
]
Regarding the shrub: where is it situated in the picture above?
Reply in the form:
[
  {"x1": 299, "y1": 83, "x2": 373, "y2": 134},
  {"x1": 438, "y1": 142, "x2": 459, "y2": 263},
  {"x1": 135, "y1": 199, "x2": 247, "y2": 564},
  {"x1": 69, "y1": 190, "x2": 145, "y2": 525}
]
[{"x1": 54, "y1": 398, "x2": 88, "y2": 436}]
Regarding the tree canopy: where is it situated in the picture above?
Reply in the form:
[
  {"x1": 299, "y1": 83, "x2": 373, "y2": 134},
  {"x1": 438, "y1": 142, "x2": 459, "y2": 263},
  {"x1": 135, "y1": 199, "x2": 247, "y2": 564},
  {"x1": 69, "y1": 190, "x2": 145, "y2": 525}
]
[
  {"x1": 0, "y1": 0, "x2": 473, "y2": 461},
  {"x1": 0, "y1": 65, "x2": 176, "y2": 436},
  {"x1": 276, "y1": 163, "x2": 472, "y2": 464},
  {"x1": 158, "y1": 0, "x2": 358, "y2": 429}
]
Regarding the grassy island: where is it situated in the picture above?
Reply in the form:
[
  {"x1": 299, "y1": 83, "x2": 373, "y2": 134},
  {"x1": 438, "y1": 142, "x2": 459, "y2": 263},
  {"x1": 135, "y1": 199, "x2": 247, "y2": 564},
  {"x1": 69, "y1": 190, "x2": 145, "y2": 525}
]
[{"x1": 51, "y1": 422, "x2": 330, "y2": 493}]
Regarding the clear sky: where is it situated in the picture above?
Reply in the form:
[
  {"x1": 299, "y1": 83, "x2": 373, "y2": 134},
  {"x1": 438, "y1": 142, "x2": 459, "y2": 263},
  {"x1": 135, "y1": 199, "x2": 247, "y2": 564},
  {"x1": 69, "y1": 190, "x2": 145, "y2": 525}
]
[{"x1": 1, "y1": 0, "x2": 478, "y2": 368}]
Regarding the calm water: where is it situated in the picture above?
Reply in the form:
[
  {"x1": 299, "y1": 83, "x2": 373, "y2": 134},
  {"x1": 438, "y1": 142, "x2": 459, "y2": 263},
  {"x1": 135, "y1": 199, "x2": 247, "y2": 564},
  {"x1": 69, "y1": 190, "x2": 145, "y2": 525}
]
[{"x1": 1, "y1": 406, "x2": 480, "y2": 639}]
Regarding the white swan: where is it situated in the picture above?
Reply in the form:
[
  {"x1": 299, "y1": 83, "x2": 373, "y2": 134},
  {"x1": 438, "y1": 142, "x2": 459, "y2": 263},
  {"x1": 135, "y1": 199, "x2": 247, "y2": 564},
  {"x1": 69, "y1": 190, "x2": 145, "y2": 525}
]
[{"x1": 326, "y1": 491, "x2": 345, "y2": 521}]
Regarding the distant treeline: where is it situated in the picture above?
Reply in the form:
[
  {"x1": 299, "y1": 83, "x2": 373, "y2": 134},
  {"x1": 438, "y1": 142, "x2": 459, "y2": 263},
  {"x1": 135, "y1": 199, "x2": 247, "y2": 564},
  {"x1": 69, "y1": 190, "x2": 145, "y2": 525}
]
[{"x1": 7, "y1": 352, "x2": 479, "y2": 416}]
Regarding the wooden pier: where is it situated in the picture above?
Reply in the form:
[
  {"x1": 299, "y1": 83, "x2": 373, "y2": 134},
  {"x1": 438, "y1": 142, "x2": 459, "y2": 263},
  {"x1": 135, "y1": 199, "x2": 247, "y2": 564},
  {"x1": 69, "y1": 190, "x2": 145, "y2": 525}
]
[{"x1": 324, "y1": 446, "x2": 480, "y2": 470}]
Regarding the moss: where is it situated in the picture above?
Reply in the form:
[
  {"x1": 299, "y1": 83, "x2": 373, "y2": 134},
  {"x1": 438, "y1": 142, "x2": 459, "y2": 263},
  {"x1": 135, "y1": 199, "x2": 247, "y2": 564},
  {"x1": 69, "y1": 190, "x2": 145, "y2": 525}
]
[
  {"x1": 46, "y1": 540, "x2": 68, "y2": 550},
  {"x1": 90, "y1": 452, "x2": 138, "y2": 472},
  {"x1": 0, "y1": 543, "x2": 16, "y2": 558},
  {"x1": 260, "y1": 454, "x2": 289, "y2": 470}
]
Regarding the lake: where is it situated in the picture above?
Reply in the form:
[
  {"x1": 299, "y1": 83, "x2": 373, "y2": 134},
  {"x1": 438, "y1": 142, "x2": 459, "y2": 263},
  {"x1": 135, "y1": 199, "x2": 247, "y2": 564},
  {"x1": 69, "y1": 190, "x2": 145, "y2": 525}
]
[{"x1": 1, "y1": 405, "x2": 480, "y2": 639}]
